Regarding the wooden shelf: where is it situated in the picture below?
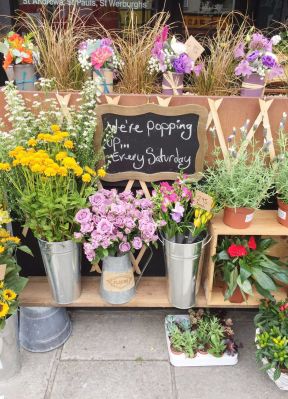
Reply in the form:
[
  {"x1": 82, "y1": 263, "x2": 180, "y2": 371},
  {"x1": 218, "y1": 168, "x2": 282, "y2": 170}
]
[
  {"x1": 20, "y1": 276, "x2": 285, "y2": 308},
  {"x1": 209, "y1": 284, "x2": 288, "y2": 308},
  {"x1": 211, "y1": 210, "x2": 287, "y2": 235},
  {"x1": 19, "y1": 276, "x2": 205, "y2": 308}
]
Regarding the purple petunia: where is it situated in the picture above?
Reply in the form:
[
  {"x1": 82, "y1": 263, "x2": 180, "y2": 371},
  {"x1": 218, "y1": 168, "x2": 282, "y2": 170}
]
[
  {"x1": 262, "y1": 54, "x2": 276, "y2": 69},
  {"x1": 235, "y1": 60, "x2": 253, "y2": 77},
  {"x1": 246, "y1": 50, "x2": 260, "y2": 62},
  {"x1": 173, "y1": 54, "x2": 193, "y2": 74}
]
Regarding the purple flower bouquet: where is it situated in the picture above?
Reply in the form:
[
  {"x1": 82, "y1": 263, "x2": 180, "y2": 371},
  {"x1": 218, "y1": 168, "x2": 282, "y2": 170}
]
[
  {"x1": 234, "y1": 33, "x2": 283, "y2": 80},
  {"x1": 74, "y1": 189, "x2": 158, "y2": 264}
]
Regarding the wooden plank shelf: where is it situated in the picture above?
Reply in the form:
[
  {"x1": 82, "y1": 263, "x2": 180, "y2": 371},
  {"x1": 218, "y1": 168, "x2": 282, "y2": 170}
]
[
  {"x1": 211, "y1": 210, "x2": 287, "y2": 235},
  {"x1": 19, "y1": 276, "x2": 287, "y2": 308},
  {"x1": 20, "y1": 276, "x2": 207, "y2": 308}
]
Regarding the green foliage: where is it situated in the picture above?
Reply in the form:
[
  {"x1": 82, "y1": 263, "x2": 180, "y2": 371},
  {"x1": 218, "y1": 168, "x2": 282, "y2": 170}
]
[
  {"x1": 254, "y1": 299, "x2": 288, "y2": 337},
  {"x1": 213, "y1": 236, "x2": 288, "y2": 301},
  {"x1": 274, "y1": 114, "x2": 288, "y2": 203},
  {"x1": 166, "y1": 310, "x2": 237, "y2": 358},
  {"x1": 202, "y1": 123, "x2": 274, "y2": 209}
]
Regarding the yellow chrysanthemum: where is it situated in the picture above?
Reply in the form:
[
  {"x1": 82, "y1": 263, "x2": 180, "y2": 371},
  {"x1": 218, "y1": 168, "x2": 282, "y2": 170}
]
[
  {"x1": 0, "y1": 246, "x2": 5, "y2": 254},
  {"x1": 44, "y1": 167, "x2": 57, "y2": 177},
  {"x1": 62, "y1": 157, "x2": 77, "y2": 168},
  {"x1": 28, "y1": 138, "x2": 37, "y2": 147},
  {"x1": 74, "y1": 166, "x2": 83, "y2": 177},
  {"x1": 0, "y1": 229, "x2": 10, "y2": 239},
  {"x1": 56, "y1": 151, "x2": 67, "y2": 161},
  {"x1": 58, "y1": 167, "x2": 68, "y2": 177},
  {"x1": 0, "y1": 210, "x2": 11, "y2": 225},
  {"x1": 0, "y1": 163, "x2": 11, "y2": 171},
  {"x1": 51, "y1": 124, "x2": 60, "y2": 132},
  {"x1": 9, "y1": 146, "x2": 24, "y2": 158},
  {"x1": 97, "y1": 168, "x2": 106, "y2": 178},
  {"x1": 59, "y1": 132, "x2": 69, "y2": 138},
  {"x1": 0, "y1": 302, "x2": 9, "y2": 317},
  {"x1": 0, "y1": 282, "x2": 3, "y2": 289},
  {"x1": 84, "y1": 166, "x2": 96, "y2": 176},
  {"x1": 3, "y1": 289, "x2": 16, "y2": 301},
  {"x1": 64, "y1": 140, "x2": 74, "y2": 149},
  {"x1": 7, "y1": 236, "x2": 20, "y2": 244},
  {"x1": 82, "y1": 173, "x2": 91, "y2": 183}
]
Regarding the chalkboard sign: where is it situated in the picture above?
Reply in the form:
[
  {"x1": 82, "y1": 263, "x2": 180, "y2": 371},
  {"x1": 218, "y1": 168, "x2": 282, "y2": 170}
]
[{"x1": 96, "y1": 104, "x2": 208, "y2": 182}]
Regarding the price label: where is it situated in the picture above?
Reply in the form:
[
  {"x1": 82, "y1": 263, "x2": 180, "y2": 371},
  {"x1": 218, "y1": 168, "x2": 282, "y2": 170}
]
[
  {"x1": 193, "y1": 190, "x2": 213, "y2": 212},
  {"x1": 185, "y1": 35, "x2": 205, "y2": 61},
  {"x1": 245, "y1": 213, "x2": 254, "y2": 223},
  {"x1": 278, "y1": 208, "x2": 286, "y2": 220},
  {"x1": 0, "y1": 265, "x2": 6, "y2": 281}
]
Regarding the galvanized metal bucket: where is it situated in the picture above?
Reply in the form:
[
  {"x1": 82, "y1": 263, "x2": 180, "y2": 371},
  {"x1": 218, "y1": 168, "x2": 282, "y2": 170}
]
[
  {"x1": 0, "y1": 313, "x2": 21, "y2": 381},
  {"x1": 163, "y1": 233, "x2": 209, "y2": 309},
  {"x1": 14, "y1": 64, "x2": 36, "y2": 91},
  {"x1": 19, "y1": 307, "x2": 72, "y2": 352},
  {"x1": 100, "y1": 249, "x2": 152, "y2": 305},
  {"x1": 38, "y1": 239, "x2": 81, "y2": 305}
]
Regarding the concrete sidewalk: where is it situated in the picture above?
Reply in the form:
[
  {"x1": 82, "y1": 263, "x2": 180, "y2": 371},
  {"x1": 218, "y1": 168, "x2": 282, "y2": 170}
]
[{"x1": 1, "y1": 309, "x2": 286, "y2": 399}]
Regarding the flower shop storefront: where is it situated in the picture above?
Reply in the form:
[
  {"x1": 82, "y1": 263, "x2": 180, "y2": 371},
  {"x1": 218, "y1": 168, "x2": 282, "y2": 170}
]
[{"x1": 0, "y1": 90, "x2": 287, "y2": 309}]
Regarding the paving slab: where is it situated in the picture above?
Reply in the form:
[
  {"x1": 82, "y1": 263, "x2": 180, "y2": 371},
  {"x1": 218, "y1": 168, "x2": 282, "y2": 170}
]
[
  {"x1": 174, "y1": 319, "x2": 287, "y2": 399},
  {"x1": 61, "y1": 310, "x2": 169, "y2": 361},
  {"x1": 0, "y1": 348, "x2": 57, "y2": 399},
  {"x1": 50, "y1": 360, "x2": 173, "y2": 399}
]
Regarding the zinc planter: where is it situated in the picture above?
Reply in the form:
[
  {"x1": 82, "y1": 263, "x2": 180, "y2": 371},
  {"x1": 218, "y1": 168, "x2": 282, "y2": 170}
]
[
  {"x1": 20, "y1": 307, "x2": 72, "y2": 352},
  {"x1": 163, "y1": 233, "x2": 208, "y2": 309},
  {"x1": 240, "y1": 73, "x2": 265, "y2": 97},
  {"x1": 38, "y1": 239, "x2": 81, "y2": 305},
  {"x1": 162, "y1": 72, "x2": 184, "y2": 95},
  {"x1": 277, "y1": 199, "x2": 288, "y2": 227},
  {"x1": 100, "y1": 250, "x2": 152, "y2": 305},
  {"x1": 14, "y1": 64, "x2": 36, "y2": 91},
  {"x1": 223, "y1": 207, "x2": 255, "y2": 229},
  {"x1": 0, "y1": 313, "x2": 21, "y2": 381},
  {"x1": 93, "y1": 68, "x2": 113, "y2": 94}
]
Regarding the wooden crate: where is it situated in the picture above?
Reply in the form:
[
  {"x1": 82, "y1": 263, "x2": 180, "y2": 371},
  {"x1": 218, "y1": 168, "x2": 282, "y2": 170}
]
[{"x1": 203, "y1": 209, "x2": 288, "y2": 306}]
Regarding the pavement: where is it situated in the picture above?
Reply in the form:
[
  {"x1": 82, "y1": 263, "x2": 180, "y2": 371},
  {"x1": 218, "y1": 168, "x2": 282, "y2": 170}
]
[{"x1": 1, "y1": 309, "x2": 287, "y2": 399}]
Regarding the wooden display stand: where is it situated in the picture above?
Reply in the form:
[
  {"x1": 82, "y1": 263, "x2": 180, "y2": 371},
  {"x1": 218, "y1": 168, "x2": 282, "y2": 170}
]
[{"x1": 203, "y1": 210, "x2": 288, "y2": 308}]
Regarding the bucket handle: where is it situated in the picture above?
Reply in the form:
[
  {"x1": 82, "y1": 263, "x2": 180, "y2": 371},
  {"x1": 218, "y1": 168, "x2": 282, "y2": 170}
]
[
  {"x1": 202, "y1": 234, "x2": 212, "y2": 248},
  {"x1": 135, "y1": 245, "x2": 153, "y2": 290}
]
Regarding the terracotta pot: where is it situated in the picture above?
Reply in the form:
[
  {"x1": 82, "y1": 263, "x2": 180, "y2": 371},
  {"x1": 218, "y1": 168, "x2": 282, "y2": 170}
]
[
  {"x1": 222, "y1": 285, "x2": 248, "y2": 304},
  {"x1": 170, "y1": 345, "x2": 183, "y2": 355},
  {"x1": 223, "y1": 207, "x2": 255, "y2": 229},
  {"x1": 277, "y1": 199, "x2": 288, "y2": 228},
  {"x1": 241, "y1": 73, "x2": 265, "y2": 97}
]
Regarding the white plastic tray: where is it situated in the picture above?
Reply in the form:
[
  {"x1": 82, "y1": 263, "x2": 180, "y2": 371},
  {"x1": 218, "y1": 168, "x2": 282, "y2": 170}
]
[{"x1": 165, "y1": 315, "x2": 238, "y2": 367}]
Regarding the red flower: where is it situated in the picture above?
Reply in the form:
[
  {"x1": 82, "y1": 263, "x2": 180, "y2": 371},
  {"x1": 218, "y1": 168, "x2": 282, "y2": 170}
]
[
  {"x1": 227, "y1": 243, "x2": 247, "y2": 258},
  {"x1": 248, "y1": 236, "x2": 257, "y2": 250}
]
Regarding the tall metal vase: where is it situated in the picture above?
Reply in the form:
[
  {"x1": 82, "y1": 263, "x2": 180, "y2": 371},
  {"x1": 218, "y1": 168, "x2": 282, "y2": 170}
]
[
  {"x1": 0, "y1": 313, "x2": 21, "y2": 381},
  {"x1": 163, "y1": 233, "x2": 208, "y2": 309},
  {"x1": 38, "y1": 239, "x2": 81, "y2": 305}
]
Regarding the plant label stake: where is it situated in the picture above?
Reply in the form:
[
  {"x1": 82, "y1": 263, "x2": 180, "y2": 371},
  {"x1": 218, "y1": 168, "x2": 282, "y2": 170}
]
[
  {"x1": 185, "y1": 36, "x2": 205, "y2": 61},
  {"x1": 193, "y1": 191, "x2": 213, "y2": 212}
]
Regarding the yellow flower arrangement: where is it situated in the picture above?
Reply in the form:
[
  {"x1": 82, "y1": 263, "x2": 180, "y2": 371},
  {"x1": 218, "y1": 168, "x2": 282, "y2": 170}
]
[
  {"x1": 0, "y1": 126, "x2": 106, "y2": 242},
  {"x1": 0, "y1": 302, "x2": 9, "y2": 318}
]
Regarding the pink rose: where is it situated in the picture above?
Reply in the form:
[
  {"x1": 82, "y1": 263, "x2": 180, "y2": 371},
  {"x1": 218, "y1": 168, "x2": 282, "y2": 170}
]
[
  {"x1": 132, "y1": 237, "x2": 142, "y2": 250},
  {"x1": 89, "y1": 193, "x2": 105, "y2": 207},
  {"x1": 74, "y1": 232, "x2": 83, "y2": 240},
  {"x1": 80, "y1": 223, "x2": 94, "y2": 234},
  {"x1": 96, "y1": 219, "x2": 113, "y2": 235},
  {"x1": 91, "y1": 46, "x2": 113, "y2": 70},
  {"x1": 75, "y1": 208, "x2": 92, "y2": 224},
  {"x1": 119, "y1": 242, "x2": 131, "y2": 253}
]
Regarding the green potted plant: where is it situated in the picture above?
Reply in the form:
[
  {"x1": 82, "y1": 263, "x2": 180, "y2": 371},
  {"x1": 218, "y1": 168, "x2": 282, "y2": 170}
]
[
  {"x1": 0, "y1": 207, "x2": 31, "y2": 381},
  {"x1": 213, "y1": 236, "x2": 288, "y2": 303},
  {"x1": 255, "y1": 299, "x2": 288, "y2": 390},
  {"x1": 274, "y1": 113, "x2": 288, "y2": 227},
  {"x1": 165, "y1": 310, "x2": 238, "y2": 366},
  {"x1": 202, "y1": 123, "x2": 274, "y2": 228}
]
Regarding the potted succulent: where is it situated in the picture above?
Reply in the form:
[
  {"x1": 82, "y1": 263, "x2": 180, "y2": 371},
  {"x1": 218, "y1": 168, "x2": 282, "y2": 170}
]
[
  {"x1": 234, "y1": 31, "x2": 283, "y2": 97},
  {"x1": 148, "y1": 26, "x2": 203, "y2": 95},
  {"x1": 274, "y1": 114, "x2": 288, "y2": 227},
  {"x1": 255, "y1": 299, "x2": 288, "y2": 390},
  {"x1": 74, "y1": 189, "x2": 158, "y2": 305},
  {"x1": 0, "y1": 207, "x2": 31, "y2": 380},
  {"x1": 165, "y1": 310, "x2": 238, "y2": 366},
  {"x1": 0, "y1": 31, "x2": 39, "y2": 90},
  {"x1": 0, "y1": 126, "x2": 104, "y2": 304},
  {"x1": 202, "y1": 123, "x2": 274, "y2": 229},
  {"x1": 213, "y1": 236, "x2": 288, "y2": 303},
  {"x1": 78, "y1": 37, "x2": 123, "y2": 94},
  {"x1": 152, "y1": 175, "x2": 215, "y2": 309}
]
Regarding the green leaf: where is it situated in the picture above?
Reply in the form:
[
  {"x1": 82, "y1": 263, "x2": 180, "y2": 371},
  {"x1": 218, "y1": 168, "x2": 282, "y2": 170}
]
[
  {"x1": 18, "y1": 246, "x2": 33, "y2": 256},
  {"x1": 273, "y1": 367, "x2": 281, "y2": 381},
  {"x1": 239, "y1": 262, "x2": 252, "y2": 281},
  {"x1": 237, "y1": 277, "x2": 253, "y2": 295},
  {"x1": 252, "y1": 269, "x2": 276, "y2": 291},
  {"x1": 254, "y1": 281, "x2": 273, "y2": 300}
]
